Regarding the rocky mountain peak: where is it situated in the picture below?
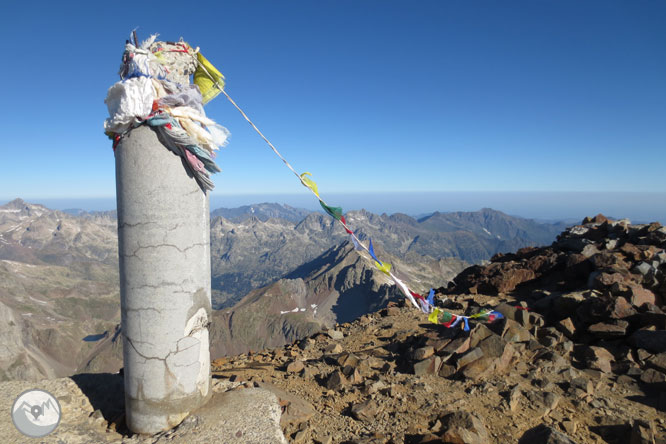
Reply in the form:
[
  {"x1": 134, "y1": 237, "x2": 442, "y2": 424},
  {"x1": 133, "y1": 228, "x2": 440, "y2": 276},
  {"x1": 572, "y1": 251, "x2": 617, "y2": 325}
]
[
  {"x1": 1, "y1": 198, "x2": 48, "y2": 216},
  {"x1": 4, "y1": 198, "x2": 26, "y2": 208}
]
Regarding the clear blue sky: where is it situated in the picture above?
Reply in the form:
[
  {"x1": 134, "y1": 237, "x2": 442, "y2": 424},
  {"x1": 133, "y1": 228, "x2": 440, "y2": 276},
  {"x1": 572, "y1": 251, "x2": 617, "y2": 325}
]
[{"x1": 1, "y1": 1, "x2": 665, "y2": 218}]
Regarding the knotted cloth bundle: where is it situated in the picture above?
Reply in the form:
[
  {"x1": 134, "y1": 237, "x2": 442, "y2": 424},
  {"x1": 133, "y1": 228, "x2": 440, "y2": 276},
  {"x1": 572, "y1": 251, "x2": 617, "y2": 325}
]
[{"x1": 104, "y1": 34, "x2": 229, "y2": 191}]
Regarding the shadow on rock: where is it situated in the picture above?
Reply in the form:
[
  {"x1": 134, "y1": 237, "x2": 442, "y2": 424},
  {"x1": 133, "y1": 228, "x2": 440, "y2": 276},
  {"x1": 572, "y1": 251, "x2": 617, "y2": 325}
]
[
  {"x1": 70, "y1": 372, "x2": 125, "y2": 429},
  {"x1": 518, "y1": 424, "x2": 578, "y2": 444},
  {"x1": 589, "y1": 423, "x2": 632, "y2": 444},
  {"x1": 627, "y1": 381, "x2": 666, "y2": 412}
]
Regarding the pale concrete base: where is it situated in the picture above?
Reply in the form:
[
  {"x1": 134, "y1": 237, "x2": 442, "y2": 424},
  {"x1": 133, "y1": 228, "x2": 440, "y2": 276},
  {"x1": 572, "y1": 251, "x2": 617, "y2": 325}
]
[{"x1": 115, "y1": 126, "x2": 212, "y2": 434}]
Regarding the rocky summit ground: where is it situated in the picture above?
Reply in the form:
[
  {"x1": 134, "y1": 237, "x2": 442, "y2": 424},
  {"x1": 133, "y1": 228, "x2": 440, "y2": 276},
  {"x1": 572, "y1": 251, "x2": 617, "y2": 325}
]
[{"x1": 1, "y1": 215, "x2": 665, "y2": 443}]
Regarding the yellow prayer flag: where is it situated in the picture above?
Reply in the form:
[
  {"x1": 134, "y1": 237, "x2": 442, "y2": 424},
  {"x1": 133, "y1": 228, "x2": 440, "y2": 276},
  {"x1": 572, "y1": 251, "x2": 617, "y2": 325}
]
[
  {"x1": 375, "y1": 261, "x2": 392, "y2": 275},
  {"x1": 300, "y1": 172, "x2": 320, "y2": 197},
  {"x1": 194, "y1": 52, "x2": 225, "y2": 105},
  {"x1": 469, "y1": 310, "x2": 489, "y2": 319},
  {"x1": 428, "y1": 308, "x2": 441, "y2": 324}
]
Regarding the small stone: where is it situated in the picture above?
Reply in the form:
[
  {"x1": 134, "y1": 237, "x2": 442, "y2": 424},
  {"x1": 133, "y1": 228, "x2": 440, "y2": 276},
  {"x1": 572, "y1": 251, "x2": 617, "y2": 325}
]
[
  {"x1": 626, "y1": 284, "x2": 656, "y2": 307},
  {"x1": 438, "y1": 364, "x2": 456, "y2": 378},
  {"x1": 595, "y1": 270, "x2": 627, "y2": 288},
  {"x1": 292, "y1": 429, "x2": 308, "y2": 443},
  {"x1": 327, "y1": 329, "x2": 344, "y2": 340},
  {"x1": 584, "y1": 214, "x2": 609, "y2": 224},
  {"x1": 543, "y1": 392, "x2": 561, "y2": 413},
  {"x1": 469, "y1": 323, "x2": 494, "y2": 347},
  {"x1": 460, "y1": 357, "x2": 497, "y2": 381},
  {"x1": 286, "y1": 360, "x2": 305, "y2": 373},
  {"x1": 606, "y1": 239, "x2": 619, "y2": 250},
  {"x1": 326, "y1": 370, "x2": 348, "y2": 390},
  {"x1": 298, "y1": 338, "x2": 315, "y2": 351},
  {"x1": 583, "y1": 346, "x2": 615, "y2": 373},
  {"x1": 499, "y1": 318, "x2": 533, "y2": 343},
  {"x1": 348, "y1": 368, "x2": 363, "y2": 385},
  {"x1": 382, "y1": 307, "x2": 400, "y2": 317},
  {"x1": 439, "y1": 411, "x2": 489, "y2": 444},
  {"x1": 509, "y1": 386, "x2": 521, "y2": 412},
  {"x1": 556, "y1": 318, "x2": 576, "y2": 340},
  {"x1": 430, "y1": 419, "x2": 443, "y2": 433},
  {"x1": 413, "y1": 356, "x2": 441, "y2": 376},
  {"x1": 561, "y1": 340, "x2": 574, "y2": 353},
  {"x1": 300, "y1": 366, "x2": 313, "y2": 379},
  {"x1": 647, "y1": 353, "x2": 666, "y2": 373},
  {"x1": 609, "y1": 296, "x2": 638, "y2": 319},
  {"x1": 364, "y1": 380, "x2": 386, "y2": 395},
  {"x1": 412, "y1": 346, "x2": 435, "y2": 361},
  {"x1": 569, "y1": 377, "x2": 594, "y2": 395},
  {"x1": 637, "y1": 349, "x2": 653, "y2": 363},
  {"x1": 640, "y1": 368, "x2": 666, "y2": 384},
  {"x1": 588, "y1": 320, "x2": 629, "y2": 339},
  {"x1": 456, "y1": 348, "x2": 485, "y2": 369},
  {"x1": 337, "y1": 353, "x2": 360, "y2": 368},
  {"x1": 633, "y1": 261, "x2": 653, "y2": 276},
  {"x1": 324, "y1": 343, "x2": 343, "y2": 354},
  {"x1": 581, "y1": 244, "x2": 600, "y2": 258},
  {"x1": 520, "y1": 424, "x2": 577, "y2": 444},
  {"x1": 526, "y1": 391, "x2": 561, "y2": 416},
  {"x1": 351, "y1": 400, "x2": 380, "y2": 422},
  {"x1": 442, "y1": 336, "x2": 471, "y2": 355},
  {"x1": 561, "y1": 420, "x2": 577, "y2": 435}
]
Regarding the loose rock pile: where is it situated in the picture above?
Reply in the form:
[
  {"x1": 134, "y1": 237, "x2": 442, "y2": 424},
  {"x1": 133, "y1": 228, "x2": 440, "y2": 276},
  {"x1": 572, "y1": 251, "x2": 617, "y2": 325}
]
[
  {"x1": 209, "y1": 215, "x2": 665, "y2": 443},
  {"x1": 441, "y1": 215, "x2": 666, "y2": 389}
]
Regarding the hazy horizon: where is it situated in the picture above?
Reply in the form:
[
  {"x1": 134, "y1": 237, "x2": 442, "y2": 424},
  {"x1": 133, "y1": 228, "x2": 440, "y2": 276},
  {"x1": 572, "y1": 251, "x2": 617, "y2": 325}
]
[{"x1": 3, "y1": 191, "x2": 664, "y2": 224}]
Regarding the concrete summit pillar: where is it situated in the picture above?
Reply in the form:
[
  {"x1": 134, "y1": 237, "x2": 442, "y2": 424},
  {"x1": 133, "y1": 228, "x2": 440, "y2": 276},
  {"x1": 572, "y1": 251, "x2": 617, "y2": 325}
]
[{"x1": 115, "y1": 125, "x2": 212, "y2": 433}]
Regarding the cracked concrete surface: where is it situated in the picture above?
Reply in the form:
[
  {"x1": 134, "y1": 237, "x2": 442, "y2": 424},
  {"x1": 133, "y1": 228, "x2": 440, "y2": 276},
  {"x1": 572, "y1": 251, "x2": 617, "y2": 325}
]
[{"x1": 115, "y1": 126, "x2": 212, "y2": 434}]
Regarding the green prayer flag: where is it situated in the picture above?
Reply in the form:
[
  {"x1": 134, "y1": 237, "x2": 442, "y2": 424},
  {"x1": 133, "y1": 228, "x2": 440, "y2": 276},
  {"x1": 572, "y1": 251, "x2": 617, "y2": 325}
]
[
  {"x1": 440, "y1": 311, "x2": 453, "y2": 323},
  {"x1": 320, "y1": 201, "x2": 343, "y2": 220}
]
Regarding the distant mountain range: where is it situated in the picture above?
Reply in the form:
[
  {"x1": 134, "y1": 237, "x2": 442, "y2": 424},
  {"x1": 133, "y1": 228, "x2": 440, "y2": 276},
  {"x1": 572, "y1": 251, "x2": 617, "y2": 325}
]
[
  {"x1": 209, "y1": 205, "x2": 568, "y2": 308},
  {"x1": 0, "y1": 199, "x2": 120, "y2": 380},
  {"x1": 0, "y1": 198, "x2": 568, "y2": 380},
  {"x1": 210, "y1": 203, "x2": 312, "y2": 223}
]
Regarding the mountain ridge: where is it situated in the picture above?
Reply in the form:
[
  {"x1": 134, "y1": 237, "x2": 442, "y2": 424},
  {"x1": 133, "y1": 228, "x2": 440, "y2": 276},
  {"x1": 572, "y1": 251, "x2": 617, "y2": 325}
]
[{"x1": 0, "y1": 198, "x2": 567, "y2": 381}]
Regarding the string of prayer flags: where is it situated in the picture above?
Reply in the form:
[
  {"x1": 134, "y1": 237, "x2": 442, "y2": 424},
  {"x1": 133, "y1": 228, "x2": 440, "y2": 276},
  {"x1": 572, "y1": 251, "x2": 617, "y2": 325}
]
[
  {"x1": 187, "y1": 41, "x2": 508, "y2": 334},
  {"x1": 469, "y1": 310, "x2": 504, "y2": 322},
  {"x1": 428, "y1": 307, "x2": 504, "y2": 331},
  {"x1": 427, "y1": 308, "x2": 441, "y2": 324},
  {"x1": 426, "y1": 288, "x2": 435, "y2": 306},
  {"x1": 320, "y1": 201, "x2": 342, "y2": 220},
  {"x1": 393, "y1": 277, "x2": 420, "y2": 309},
  {"x1": 194, "y1": 52, "x2": 225, "y2": 104},
  {"x1": 375, "y1": 261, "x2": 392, "y2": 275},
  {"x1": 340, "y1": 216, "x2": 353, "y2": 234},
  {"x1": 299, "y1": 172, "x2": 320, "y2": 197},
  {"x1": 368, "y1": 239, "x2": 380, "y2": 264},
  {"x1": 410, "y1": 291, "x2": 431, "y2": 314}
]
